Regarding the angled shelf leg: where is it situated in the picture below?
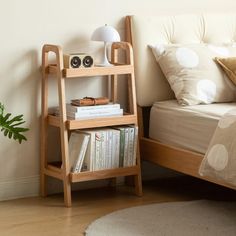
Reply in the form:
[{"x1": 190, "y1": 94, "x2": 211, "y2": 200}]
[
  {"x1": 40, "y1": 45, "x2": 50, "y2": 197},
  {"x1": 134, "y1": 142, "x2": 143, "y2": 196},
  {"x1": 111, "y1": 42, "x2": 143, "y2": 197},
  {"x1": 41, "y1": 44, "x2": 72, "y2": 207}
]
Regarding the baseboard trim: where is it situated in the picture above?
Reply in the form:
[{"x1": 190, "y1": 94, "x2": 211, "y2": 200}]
[
  {"x1": 0, "y1": 164, "x2": 172, "y2": 201},
  {"x1": 0, "y1": 175, "x2": 40, "y2": 201},
  {"x1": 0, "y1": 176, "x2": 118, "y2": 201}
]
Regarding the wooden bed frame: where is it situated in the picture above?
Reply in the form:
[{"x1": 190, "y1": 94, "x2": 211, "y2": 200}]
[{"x1": 125, "y1": 15, "x2": 235, "y2": 189}]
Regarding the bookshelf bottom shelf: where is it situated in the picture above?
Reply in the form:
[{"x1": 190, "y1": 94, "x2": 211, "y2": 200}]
[
  {"x1": 70, "y1": 166, "x2": 140, "y2": 183},
  {"x1": 45, "y1": 162, "x2": 140, "y2": 183}
]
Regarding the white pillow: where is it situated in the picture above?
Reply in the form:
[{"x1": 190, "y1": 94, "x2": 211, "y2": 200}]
[{"x1": 150, "y1": 44, "x2": 236, "y2": 105}]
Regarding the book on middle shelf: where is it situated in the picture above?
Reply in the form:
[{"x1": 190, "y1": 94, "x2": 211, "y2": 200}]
[
  {"x1": 67, "y1": 103, "x2": 120, "y2": 111},
  {"x1": 113, "y1": 125, "x2": 138, "y2": 167},
  {"x1": 81, "y1": 128, "x2": 120, "y2": 171},
  {"x1": 68, "y1": 131, "x2": 90, "y2": 173},
  {"x1": 54, "y1": 103, "x2": 123, "y2": 119}
]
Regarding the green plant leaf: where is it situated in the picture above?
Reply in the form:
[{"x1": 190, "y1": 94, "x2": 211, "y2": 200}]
[{"x1": 0, "y1": 103, "x2": 29, "y2": 144}]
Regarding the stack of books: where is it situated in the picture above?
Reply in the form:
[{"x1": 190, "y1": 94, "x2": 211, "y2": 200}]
[
  {"x1": 54, "y1": 103, "x2": 123, "y2": 119},
  {"x1": 68, "y1": 125, "x2": 138, "y2": 173}
]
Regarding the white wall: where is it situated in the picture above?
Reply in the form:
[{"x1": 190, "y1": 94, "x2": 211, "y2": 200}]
[{"x1": 0, "y1": 0, "x2": 236, "y2": 200}]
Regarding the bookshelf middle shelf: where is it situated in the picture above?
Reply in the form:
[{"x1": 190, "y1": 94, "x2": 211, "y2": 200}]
[{"x1": 48, "y1": 114, "x2": 137, "y2": 130}]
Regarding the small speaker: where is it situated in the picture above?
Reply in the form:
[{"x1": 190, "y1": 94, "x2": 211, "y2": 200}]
[{"x1": 63, "y1": 53, "x2": 94, "y2": 68}]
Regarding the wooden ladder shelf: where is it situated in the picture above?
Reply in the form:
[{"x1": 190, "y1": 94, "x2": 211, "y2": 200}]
[{"x1": 40, "y1": 42, "x2": 143, "y2": 207}]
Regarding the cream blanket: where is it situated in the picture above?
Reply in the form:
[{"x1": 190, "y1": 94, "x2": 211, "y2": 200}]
[{"x1": 199, "y1": 109, "x2": 236, "y2": 188}]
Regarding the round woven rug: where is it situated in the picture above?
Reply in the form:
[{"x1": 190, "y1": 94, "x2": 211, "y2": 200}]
[{"x1": 85, "y1": 200, "x2": 236, "y2": 236}]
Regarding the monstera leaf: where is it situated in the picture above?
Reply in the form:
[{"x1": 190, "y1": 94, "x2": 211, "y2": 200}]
[{"x1": 0, "y1": 103, "x2": 29, "y2": 144}]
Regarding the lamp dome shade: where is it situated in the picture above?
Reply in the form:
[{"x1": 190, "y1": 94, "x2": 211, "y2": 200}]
[{"x1": 91, "y1": 25, "x2": 120, "y2": 42}]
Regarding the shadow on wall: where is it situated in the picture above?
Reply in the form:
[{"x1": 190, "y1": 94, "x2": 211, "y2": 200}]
[
  {"x1": 62, "y1": 37, "x2": 109, "y2": 100},
  {"x1": 61, "y1": 33, "x2": 128, "y2": 105},
  {"x1": 0, "y1": 49, "x2": 41, "y2": 177},
  {"x1": 4, "y1": 49, "x2": 40, "y2": 122}
]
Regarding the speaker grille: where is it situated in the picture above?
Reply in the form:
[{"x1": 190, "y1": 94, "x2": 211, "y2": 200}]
[
  {"x1": 70, "y1": 56, "x2": 81, "y2": 68},
  {"x1": 83, "y1": 56, "x2": 94, "y2": 68}
]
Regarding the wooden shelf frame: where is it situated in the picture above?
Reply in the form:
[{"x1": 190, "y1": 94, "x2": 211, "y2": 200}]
[
  {"x1": 40, "y1": 42, "x2": 142, "y2": 207},
  {"x1": 47, "y1": 114, "x2": 137, "y2": 129},
  {"x1": 44, "y1": 162, "x2": 139, "y2": 184},
  {"x1": 48, "y1": 64, "x2": 134, "y2": 78}
]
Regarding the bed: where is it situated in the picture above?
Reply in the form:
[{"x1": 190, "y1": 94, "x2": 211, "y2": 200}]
[{"x1": 125, "y1": 14, "x2": 236, "y2": 189}]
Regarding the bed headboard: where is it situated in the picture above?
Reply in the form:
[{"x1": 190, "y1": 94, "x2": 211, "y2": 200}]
[{"x1": 125, "y1": 14, "x2": 236, "y2": 107}]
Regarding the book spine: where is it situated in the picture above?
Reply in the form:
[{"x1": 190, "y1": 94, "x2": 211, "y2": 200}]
[
  {"x1": 118, "y1": 128, "x2": 125, "y2": 167},
  {"x1": 94, "y1": 131, "x2": 101, "y2": 171},
  {"x1": 101, "y1": 131, "x2": 107, "y2": 170},
  {"x1": 106, "y1": 130, "x2": 113, "y2": 169},
  {"x1": 67, "y1": 109, "x2": 123, "y2": 119},
  {"x1": 113, "y1": 130, "x2": 120, "y2": 168},
  {"x1": 72, "y1": 135, "x2": 90, "y2": 173},
  {"x1": 68, "y1": 133, "x2": 80, "y2": 171},
  {"x1": 82, "y1": 131, "x2": 96, "y2": 171},
  {"x1": 94, "y1": 130, "x2": 106, "y2": 170},
  {"x1": 68, "y1": 108, "x2": 122, "y2": 116},
  {"x1": 123, "y1": 128, "x2": 129, "y2": 167},
  {"x1": 132, "y1": 126, "x2": 138, "y2": 166},
  {"x1": 66, "y1": 103, "x2": 120, "y2": 112},
  {"x1": 127, "y1": 126, "x2": 135, "y2": 166},
  {"x1": 110, "y1": 130, "x2": 117, "y2": 168}
]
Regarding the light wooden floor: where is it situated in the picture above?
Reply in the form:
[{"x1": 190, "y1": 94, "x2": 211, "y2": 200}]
[{"x1": 0, "y1": 176, "x2": 235, "y2": 236}]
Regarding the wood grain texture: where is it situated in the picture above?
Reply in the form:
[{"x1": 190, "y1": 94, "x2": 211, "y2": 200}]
[
  {"x1": 140, "y1": 137, "x2": 236, "y2": 189},
  {"x1": 70, "y1": 166, "x2": 139, "y2": 183},
  {"x1": 125, "y1": 15, "x2": 236, "y2": 191},
  {"x1": 0, "y1": 177, "x2": 235, "y2": 236},
  {"x1": 41, "y1": 42, "x2": 142, "y2": 207}
]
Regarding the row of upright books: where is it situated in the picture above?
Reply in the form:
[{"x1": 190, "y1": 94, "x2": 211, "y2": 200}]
[
  {"x1": 69, "y1": 125, "x2": 138, "y2": 173},
  {"x1": 54, "y1": 103, "x2": 123, "y2": 119}
]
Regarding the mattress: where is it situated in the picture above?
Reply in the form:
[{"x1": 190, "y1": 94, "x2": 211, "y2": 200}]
[{"x1": 149, "y1": 100, "x2": 236, "y2": 154}]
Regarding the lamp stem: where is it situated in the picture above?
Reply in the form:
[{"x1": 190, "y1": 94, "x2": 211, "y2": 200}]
[
  {"x1": 104, "y1": 42, "x2": 111, "y2": 65},
  {"x1": 99, "y1": 42, "x2": 112, "y2": 67},
  {"x1": 95, "y1": 42, "x2": 113, "y2": 67}
]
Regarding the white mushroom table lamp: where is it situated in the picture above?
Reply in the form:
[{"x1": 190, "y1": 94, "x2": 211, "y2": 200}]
[{"x1": 91, "y1": 24, "x2": 120, "y2": 67}]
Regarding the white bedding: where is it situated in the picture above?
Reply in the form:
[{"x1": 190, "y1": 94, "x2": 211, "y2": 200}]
[{"x1": 149, "y1": 100, "x2": 236, "y2": 154}]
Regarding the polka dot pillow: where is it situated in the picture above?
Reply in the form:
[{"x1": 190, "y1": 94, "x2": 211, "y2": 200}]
[{"x1": 150, "y1": 44, "x2": 236, "y2": 105}]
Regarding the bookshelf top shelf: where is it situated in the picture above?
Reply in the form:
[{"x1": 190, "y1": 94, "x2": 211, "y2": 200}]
[{"x1": 48, "y1": 64, "x2": 134, "y2": 78}]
